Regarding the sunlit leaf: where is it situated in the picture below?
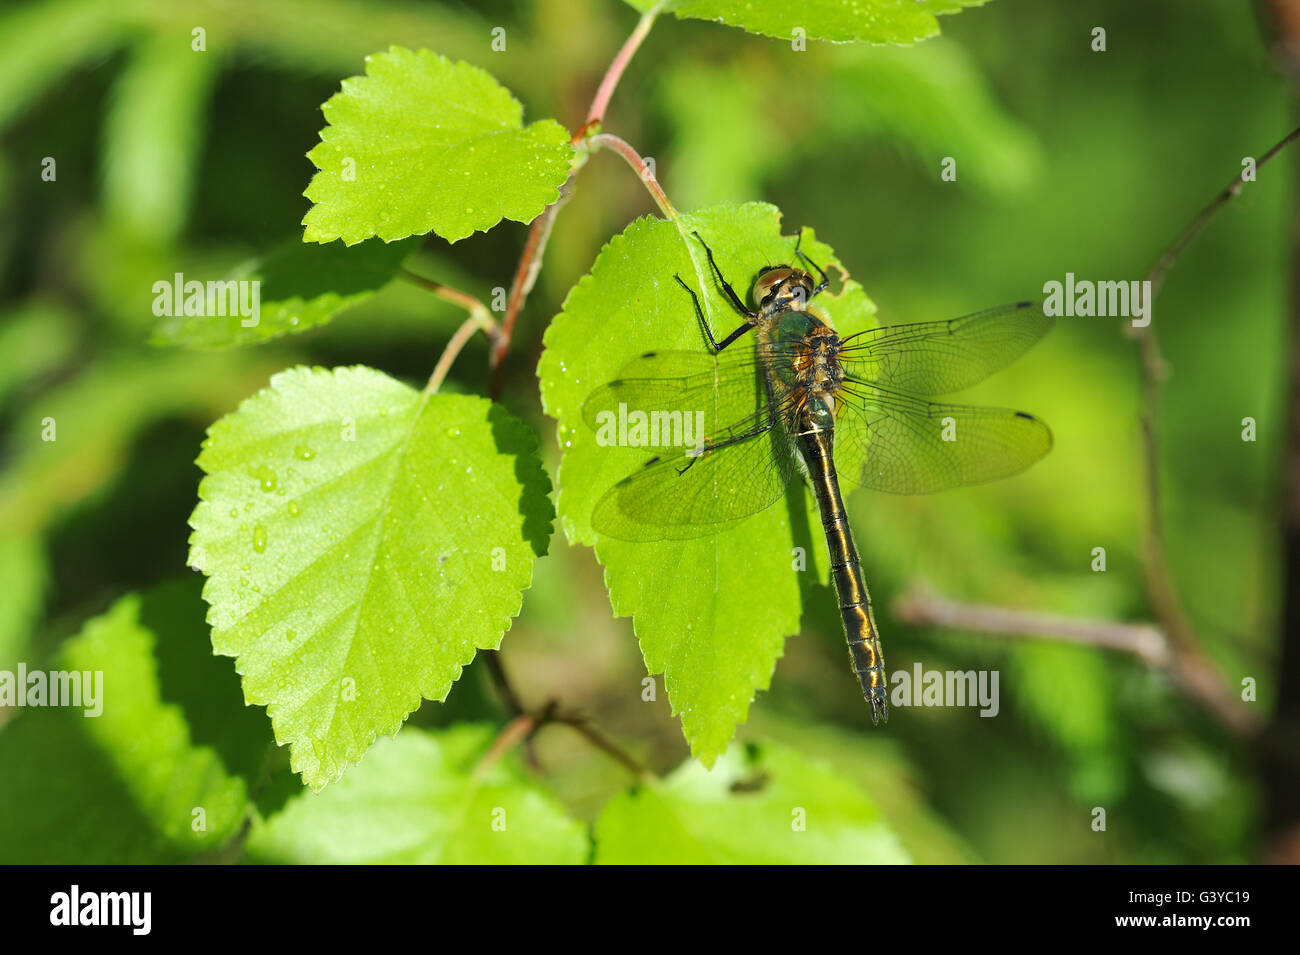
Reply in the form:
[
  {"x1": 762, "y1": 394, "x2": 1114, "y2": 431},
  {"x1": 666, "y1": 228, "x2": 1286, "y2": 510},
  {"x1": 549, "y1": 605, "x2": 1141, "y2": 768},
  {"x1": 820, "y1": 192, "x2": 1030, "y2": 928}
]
[
  {"x1": 593, "y1": 740, "x2": 909, "y2": 863},
  {"x1": 538, "y1": 202, "x2": 875, "y2": 764},
  {"x1": 189, "y1": 367, "x2": 553, "y2": 789},
  {"x1": 247, "y1": 725, "x2": 588, "y2": 863},
  {"x1": 0, "y1": 590, "x2": 251, "y2": 861},
  {"x1": 150, "y1": 237, "x2": 419, "y2": 347},
  {"x1": 302, "y1": 46, "x2": 572, "y2": 245},
  {"x1": 627, "y1": 0, "x2": 988, "y2": 45}
]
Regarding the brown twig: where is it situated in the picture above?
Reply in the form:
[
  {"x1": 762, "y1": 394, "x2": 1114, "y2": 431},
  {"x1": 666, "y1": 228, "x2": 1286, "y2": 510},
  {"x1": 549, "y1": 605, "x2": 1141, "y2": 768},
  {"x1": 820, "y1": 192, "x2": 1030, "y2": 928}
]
[
  {"x1": 488, "y1": 1, "x2": 666, "y2": 399},
  {"x1": 398, "y1": 269, "x2": 500, "y2": 395},
  {"x1": 472, "y1": 699, "x2": 653, "y2": 782},
  {"x1": 489, "y1": 183, "x2": 567, "y2": 400},
  {"x1": 551, "y1": 708, "x2": 653, "y2": 780},
  {"x1": 474, "y1": 712, "x2": 539, "y2": 780},
  {"x1": 1122, "y1": 128, "x2": 1300, "y2": 726},
  {"x1": 893, "y1": 583, "x2": 1259, "y2": 736},
  {"x1": 484, "y1": 650, "x2": 524, "y2": 717},
  {"x1": 1141, "y1": 126, "x2": 1300, "y2": 302}
]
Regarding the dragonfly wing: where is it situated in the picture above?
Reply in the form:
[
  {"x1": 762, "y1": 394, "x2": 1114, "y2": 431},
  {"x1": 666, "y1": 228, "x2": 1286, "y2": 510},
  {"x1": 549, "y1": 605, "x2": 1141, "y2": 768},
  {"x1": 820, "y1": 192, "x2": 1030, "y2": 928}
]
[
  {"x1": 582, "y1": 348, "x2": 771, "y2": 447},
  {"x1": 833, "y1": 382, "x2": 1052, "y2": 494},
  {"x1": 591, "y1": 401, "x2": 800, "y2": 541},
  {"x1": 838, "y1": 301, "x2": 1052, "y2": 396}
]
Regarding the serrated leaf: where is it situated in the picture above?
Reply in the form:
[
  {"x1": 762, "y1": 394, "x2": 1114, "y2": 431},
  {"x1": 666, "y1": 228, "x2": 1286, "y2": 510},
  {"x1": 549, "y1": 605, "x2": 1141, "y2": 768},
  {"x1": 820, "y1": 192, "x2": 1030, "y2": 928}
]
[
  {"x1": 538, "y1": 202, "x2": 875, "y2": 764},
  {"x1": 593, "y1": 740, "x2": 908, "y2": 863},
  {"x1": 302, "y1": 46, "x2": 572, "y2": 245},
  {"x1": 189, "y1": 367, "x2": 553, "y2": 789},
  {"x1": 150, "y1": 237, "x2": 419, "y2": 348},
  {"x1": 628, "y1": 0, "x2": 987, "y2": 45},
  {"x1": 247, "y1": 725, "x2": 588, "y2": 863},
  {"x1": 0, "y1": 591, "x2": 251, "y2": 862}
]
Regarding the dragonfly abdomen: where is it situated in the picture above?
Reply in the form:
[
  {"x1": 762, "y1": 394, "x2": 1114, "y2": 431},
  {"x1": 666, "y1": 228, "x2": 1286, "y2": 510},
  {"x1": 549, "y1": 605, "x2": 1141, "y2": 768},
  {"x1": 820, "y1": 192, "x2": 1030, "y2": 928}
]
[{"x1": 795, "y1": 408, "x2": 889, "y2": 725}]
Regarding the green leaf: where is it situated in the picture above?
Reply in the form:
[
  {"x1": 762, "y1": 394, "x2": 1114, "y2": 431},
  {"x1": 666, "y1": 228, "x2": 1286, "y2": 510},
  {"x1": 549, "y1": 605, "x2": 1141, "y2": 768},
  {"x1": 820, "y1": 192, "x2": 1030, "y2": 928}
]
[
  {"x1": 189, "y1": 367, "x2": 553, "y2": 789},
  {"x1": 247, "y1": 725, "x2": 588, "y2": 863},
  {"x1": 150, "y1": 237, "x2": 419, "y2": 348},
  {"x1": 0, "y1": 591, "x2": 251, "y2": 861},
  {"x1": 629, "y1": 0, "x2": 987, "y2": 45},
  {"x1": 593, "y1": 740, "x2": 909, "y2": 863},
  {"x1": 537, "y1": 202, "x2": 875, "y2": 764},
  {"x1": 302, "y1": 47, "x2": 572, "y2": 245}
]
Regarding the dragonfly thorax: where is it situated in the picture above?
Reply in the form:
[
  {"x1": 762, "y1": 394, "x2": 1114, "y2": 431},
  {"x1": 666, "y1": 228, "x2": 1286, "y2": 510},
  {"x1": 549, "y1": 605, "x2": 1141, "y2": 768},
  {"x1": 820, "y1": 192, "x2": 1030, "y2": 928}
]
[{"x1": 752, "y1": 266, "x2": 817, "y2": 313}]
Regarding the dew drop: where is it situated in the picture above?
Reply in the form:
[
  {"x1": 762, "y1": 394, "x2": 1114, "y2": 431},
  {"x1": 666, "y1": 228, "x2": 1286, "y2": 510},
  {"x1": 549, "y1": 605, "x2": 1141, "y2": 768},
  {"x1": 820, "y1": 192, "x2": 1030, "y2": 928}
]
[
  {"x1": 252, "y1": 524, "x2": 268, "y2": 553},
  {"x1": 295, "y1": 445, "x2": 314, "y2": 461},
  {"x1": 250, "y1": 465, "x2": 277, "y2": 492},
  {"x1": 288, "y1": 500, "x2": 301, "y2": 517}
]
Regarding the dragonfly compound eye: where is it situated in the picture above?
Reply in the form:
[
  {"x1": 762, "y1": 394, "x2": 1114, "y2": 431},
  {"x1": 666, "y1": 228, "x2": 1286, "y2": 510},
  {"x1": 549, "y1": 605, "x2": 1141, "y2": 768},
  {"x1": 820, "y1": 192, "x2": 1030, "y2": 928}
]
[{"x1": 751, "y1": 266, "x2": 796, "y2": 308}]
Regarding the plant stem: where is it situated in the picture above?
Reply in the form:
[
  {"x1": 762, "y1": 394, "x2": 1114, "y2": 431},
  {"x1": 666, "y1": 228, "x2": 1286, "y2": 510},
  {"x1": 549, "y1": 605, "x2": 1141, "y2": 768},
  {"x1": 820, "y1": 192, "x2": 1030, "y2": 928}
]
[
  {"x1": 484, "y1": 650, "x2": 524, "y2": 716},
  {"x1": 473, "y1": 701, "x2": 654, "y2": 781},
  {"x1": 474, "y1": 713, "x2": 539, "y2": 780},
  {"x1": 893, "y1": 583, "x2": 1258, "y2": 736},
  {"x1": 588, "y1": 132, "x2": 678, "y2": 219},
  {"x1": 399, "y1": 269, "x2": 500, "y2": 395},
  {"x1": 1123, "y1": 127, "x2": 1300, "y2": 728},
  {"x1": 488, "y1": 2, "x2": 666, "y2": 399},
  {"x1": 584, "y1": 1, "x2": 665, "y2": 132},
  {"x1": 551, "y1": 709, "x2": 654, "y2": 780}
]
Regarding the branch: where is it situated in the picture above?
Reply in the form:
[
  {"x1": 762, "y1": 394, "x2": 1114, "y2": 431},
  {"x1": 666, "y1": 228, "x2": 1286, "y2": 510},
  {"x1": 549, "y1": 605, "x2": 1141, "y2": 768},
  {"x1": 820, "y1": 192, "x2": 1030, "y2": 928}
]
[
  {"x1": 1121, "y1": 128, "x2": 1300, "y2": 724},
  {"x1": 589, "y1": 132, "x2": 678, "y2": 219},
  {"x1": 488, "y1": 2, "x2": 666, "y2": 399},
  {"x1": 1141, "y1": 126, "x2": 1300, "y2": 302},
  {"x1": 584, "y1": 1, "x2": 665, "y2": 132},
  {"x1": 893, "y1": 583, "x2": 1259, "y2": 737},
  {"x1": 472, "y1": 699, "x2": 653, "y2": 782},
  {"x1": 551, "y1": 708, "x2": 654, "y2": 781},
  {"x1": 397, "y1": 269, "x2": 500, "y2": 395}
]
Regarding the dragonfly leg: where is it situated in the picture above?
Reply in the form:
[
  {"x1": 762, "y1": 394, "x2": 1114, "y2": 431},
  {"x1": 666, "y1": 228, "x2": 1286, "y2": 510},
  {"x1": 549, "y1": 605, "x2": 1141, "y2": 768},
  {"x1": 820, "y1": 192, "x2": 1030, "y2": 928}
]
[
  {"x1": 674, "y1": 273, "x2": 755, "y2": 353},
  {"x1": 691, "y1": 231, "x2": 757, "y2": 318},
  {"x1": 794, "y1": 231, "x2": 830, "y2": 297}
]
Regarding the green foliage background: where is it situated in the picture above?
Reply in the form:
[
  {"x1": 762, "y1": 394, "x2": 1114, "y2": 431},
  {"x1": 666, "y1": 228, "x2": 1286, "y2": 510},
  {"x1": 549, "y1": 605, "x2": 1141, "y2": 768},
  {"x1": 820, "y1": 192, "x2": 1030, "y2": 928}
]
[{"x1": 0, "y1": 0, "x2": 1288, "y2": 863}]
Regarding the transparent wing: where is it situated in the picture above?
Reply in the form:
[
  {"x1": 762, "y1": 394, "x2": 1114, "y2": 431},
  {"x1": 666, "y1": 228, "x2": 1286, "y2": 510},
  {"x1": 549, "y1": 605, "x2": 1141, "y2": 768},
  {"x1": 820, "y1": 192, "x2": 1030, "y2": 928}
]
[
  {"x1": 833, "y1": 380, "x2": 1053, "y2": 494},
  {"x1": 838, "y1": 301, "x2": 1052, "y2": 396},
  {"x1": 591, "y1": 410, "x2": 801, "y2": 540},
  {"x1": 582, "y1": 346, "x2": 801, "y2": 541},
  {"x1": 582, "y1": 347, "x2": 770, "y2": 448}
]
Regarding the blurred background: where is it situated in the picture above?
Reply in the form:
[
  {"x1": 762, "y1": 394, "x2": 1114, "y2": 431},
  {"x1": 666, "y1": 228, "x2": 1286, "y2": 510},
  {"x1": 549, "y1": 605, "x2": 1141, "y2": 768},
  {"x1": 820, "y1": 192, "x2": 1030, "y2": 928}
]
[{"x1": 0, "y1": 0, "x2": 1295, "y2": 863}]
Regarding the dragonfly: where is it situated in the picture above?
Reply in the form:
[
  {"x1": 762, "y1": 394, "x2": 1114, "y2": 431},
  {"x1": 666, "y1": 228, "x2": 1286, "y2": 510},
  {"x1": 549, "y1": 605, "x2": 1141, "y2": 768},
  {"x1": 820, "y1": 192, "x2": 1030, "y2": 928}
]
[{"x1": 582, "y1": 232, "x2": 1053, "y2": 725}]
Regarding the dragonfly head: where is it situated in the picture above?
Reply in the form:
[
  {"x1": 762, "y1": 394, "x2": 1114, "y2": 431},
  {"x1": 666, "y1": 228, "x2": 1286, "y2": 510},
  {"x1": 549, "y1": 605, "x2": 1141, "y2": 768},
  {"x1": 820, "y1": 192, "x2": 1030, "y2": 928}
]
[{"x1": 752, "y1": 266, "x2": 816, "y2": 312}]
